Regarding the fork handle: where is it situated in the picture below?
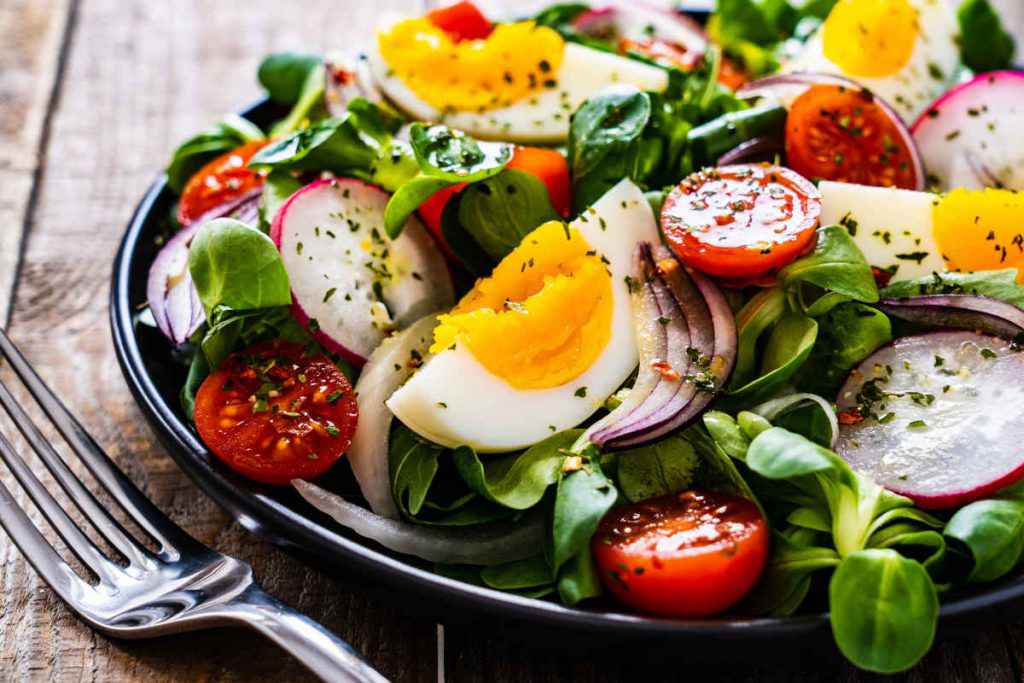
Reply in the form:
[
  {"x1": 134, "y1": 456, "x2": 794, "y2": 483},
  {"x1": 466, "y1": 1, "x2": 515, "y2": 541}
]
[{"x1": 218, "y1": 586, "x2": 389, "y2": 683}]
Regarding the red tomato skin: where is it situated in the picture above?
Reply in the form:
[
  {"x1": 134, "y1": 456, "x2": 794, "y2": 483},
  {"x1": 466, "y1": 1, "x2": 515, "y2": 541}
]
[
  {"x1": 426, "y1": 1, "x2": 493, "y2": 41},
  {"x1": 591, "y1": 491, "x2": 769, "y2": 618},
  {"x1": 661, "y1": 164, "x2": 821, "y2": 280},
  {"x1": 177, "y1": 141, "x2": 267, "y2": 226},
  {"x1": 415, "y1": 146, "x2": 572, "y2": 258},
  {"x1": 194, "y1": 340, "x2": 358, "y2": 485},
  {"x1": 784, "y1": 85, "x2": 919, "y2": 190}
]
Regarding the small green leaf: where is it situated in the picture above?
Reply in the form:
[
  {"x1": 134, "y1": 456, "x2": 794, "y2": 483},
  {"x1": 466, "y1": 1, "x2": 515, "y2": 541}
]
[
  {"x1": 188, "y1": 218, "x2": 291, "y2": 315},
  {"x1": 552, "y1": 453, "x2": 617, "y2": 571},
  {"x1": 615, "y1": 436, "x2": 701, "y2": 503},
  {"x1": 729, "y1": 313, "x2": 818, "y2": 400},
  {"x1": 780, "y1": 225, "x2": 879, "y2": 303},
  {"x1": 384, "y1": 175, "x2": 456, "y2": 238},
  {"x1": 829, "y1": 549, "x2": 938, "y2": 674},
  {"x1": 944, "y1": 498, "x2": 1024, "y2": 583},
  {"x1": 456, "y1": 169, "x2": 559, "y2": 261},
  {"x1": 258, "y1": 52, "x2": 323, "y2": 105},
  {"x1": 480, "y1": 555, "x2": 553, "y2": 591}
]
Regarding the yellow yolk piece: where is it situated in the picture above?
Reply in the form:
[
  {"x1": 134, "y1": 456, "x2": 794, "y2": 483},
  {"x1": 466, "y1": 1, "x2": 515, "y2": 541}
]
[
  {"x1": 933, "y1": 188, "x2": 1024, "y2": 282},
  {"x1": 823, "y1": 0, "x2": 919, "y2": 77},
  {"x1": 431, "y1": 221, "x2": 613, "y2": 389},
  {"x1": 378, "y1": 19, "x2": 565, "y2": 113}
]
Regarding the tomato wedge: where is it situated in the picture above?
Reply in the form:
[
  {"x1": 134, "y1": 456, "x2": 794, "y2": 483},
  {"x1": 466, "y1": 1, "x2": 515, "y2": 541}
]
[
  {"x1": 592, "y1": 491, "x2": 768, "y2": 617},
  {"x1": 426, "y1": 1, "x2": 493, "y2": 42},
  {"x1": 661, "y1": 164, "x2": 821, "y2": 279},
  {"x1": 417, "y1": 146, "x2": 571, "y2": 256},
  {"x1": 178, "y1": 141, "x2": 267, "y2": 226},
  {"x1": 785, "y1": 84, "x2": 919, "y2": 189},
  {"x1": 195, "y1": 340, "x2": 358, "y2": 485}
]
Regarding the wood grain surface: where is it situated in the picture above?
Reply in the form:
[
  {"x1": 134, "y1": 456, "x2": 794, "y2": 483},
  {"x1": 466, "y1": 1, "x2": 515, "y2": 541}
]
[{"x1": 0, "y1": 1, "x2": 1022, "y2": 681}]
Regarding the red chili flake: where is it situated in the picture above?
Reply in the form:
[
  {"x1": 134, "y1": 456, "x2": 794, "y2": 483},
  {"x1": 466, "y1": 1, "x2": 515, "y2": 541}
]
[
  {"x1": 651, "y1": 360, "x2": 681, "y2": 382},
  {"x1": 871, "y1": 267, "x2": 894, "y2": 288},
  {"x1": 837, "y1": 409, "x2": 864, "y2": 425}
]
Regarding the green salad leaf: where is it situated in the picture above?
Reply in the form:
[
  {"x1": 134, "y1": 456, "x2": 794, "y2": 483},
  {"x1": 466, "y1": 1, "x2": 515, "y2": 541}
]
[
  {"x1": 796, "y1": 303, "x2": 892, "y2": 396},
  {"x1": 829, "y1": 549, "x2": 938, "y2": 674},
  {"x1": 728, "y1": 312, "x2": 818, "y2": 401},
  {"x1": 258, "y1": 52, "x2": 322, "y2": 105},
  {"x1": 390, "y1": 422, "x2": 445, "y2": 517},
  {"x1": 557, "y1": 545, "x2": 603, "y2": 605},
  {"x1": 188, "y1": 218, "x2": 291, "y2": 316},
  {"x1": 269, "y1": 61, "x2": 328, "y2": 137},
  {"x1": 743, "y1": 532, "x2": 840, "y2": 616},
  {"x1": 958, "y1": 0, "x2": 1016, "y2": 73},
  {"x1": 731, "y1": 286, "x2": 788, "y2": 388},
  {"x1": 455, "y1": 169, "x2": 559, "y2": 262},
  {"x1": 166, "y1": 114, "x2": 264, "y2": 194},
  {"x1": 258, "y1": 170, "x2": 303, "y2": 233},
  {"x1": 453, "y1": 430, "x2": 580, "y2": 511},
  {"x1": 480, "y1": 555, "x2": 553, "y2": 591},
  {"x1": 552, "y1": 447, "x2": 617, "y2": 572},
  {"x1": 615, "y1": 436, "x2": 701, "y2": 503},
  {"x1": 383, "y1": 124, "x2": 513, "y2": 238},
  {"x1": 879, "y1": 269, "x2": 1024, "y2": 308},
  {"x1": 780, "y1": 225, "x2": 879, "y2": 304},
  {"x1": 945, "y1": 497, "x2": 1024, "y2": 583},
  {"x1": 249, "y1": 115, "x2": 378, "y2": 175}
]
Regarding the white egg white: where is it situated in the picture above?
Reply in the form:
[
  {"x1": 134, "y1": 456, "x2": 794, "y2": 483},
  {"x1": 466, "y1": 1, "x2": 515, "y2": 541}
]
[
  {"x1": 386, "y1": 179, "x2": 659, "y2": 453},
  {"x1": 367, "y1": 40, "x2": 669, "y2": 144},
  {"x1": 819, "y1": 180, "x2": 945, "y2": 281},
  {"x1": 787, "y1": 0, "x2": 960, "y2": 122}
]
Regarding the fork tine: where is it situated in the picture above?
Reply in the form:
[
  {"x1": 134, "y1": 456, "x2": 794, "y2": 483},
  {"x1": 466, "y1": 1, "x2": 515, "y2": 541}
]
[
  {"x1": 0, "y1": 471, "x2": 90, "y2": 606},
  {"x1": 0, "y1": 427, "x2": 123, "y2": 584},
  {"x1": 0, "y1": 328, "x2": 193, "y2": 557},
  {"x1": 0, "y1": 377, "x2": 154, "y2": 569}
]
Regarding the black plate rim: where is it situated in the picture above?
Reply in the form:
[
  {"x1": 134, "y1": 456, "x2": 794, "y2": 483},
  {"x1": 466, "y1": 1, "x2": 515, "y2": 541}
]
[{"x1": 108, "y1": 99, "x2": 1024, "y2": 642}]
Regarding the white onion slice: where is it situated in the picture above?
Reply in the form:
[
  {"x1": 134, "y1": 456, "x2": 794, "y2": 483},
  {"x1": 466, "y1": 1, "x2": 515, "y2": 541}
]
[
  {"x1": 292, "y1": 480, "x2": 543, "y2": 565},
  {"x1": 348, "y1": 315, "x2": 438, "y2": 519},
  {"x1": 752, "y1": 392, "x2": 839, "y2": 448}
]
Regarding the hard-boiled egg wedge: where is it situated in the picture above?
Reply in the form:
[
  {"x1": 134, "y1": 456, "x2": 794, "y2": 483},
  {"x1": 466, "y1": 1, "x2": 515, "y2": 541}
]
[
  {"x1": 787, "y1": 0, "x2": 959, "y2": 122},
  {"x1": 367, "y1": 17, "x2": 669, "y2": 144},
  {"x1": 820, "y1": 180, "x2": 1024, "y2": 282},
  {"x1": 386, "y1": 179, "x2": 659, "y2": 452}
]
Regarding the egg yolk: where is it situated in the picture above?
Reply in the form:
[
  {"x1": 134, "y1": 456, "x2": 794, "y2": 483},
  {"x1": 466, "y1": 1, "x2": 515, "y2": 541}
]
[
  {"x1": 378, "y1": 19, "x2": 565, "y2": 113},
  {"x1": 933, "y1": 188, "x2": 1024, "y2": 282},
  {"x1": 823, "y1": 0, "x2": 918, "y2": 78},
  {"x1": 431, "y1": 221, "x2": 613, "y2": 389}
]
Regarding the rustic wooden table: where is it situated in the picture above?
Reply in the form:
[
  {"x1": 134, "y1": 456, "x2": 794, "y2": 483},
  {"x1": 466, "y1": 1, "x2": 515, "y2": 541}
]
[{"x1": 1, "y1": 1, "x2": 1023, "y2": 681}]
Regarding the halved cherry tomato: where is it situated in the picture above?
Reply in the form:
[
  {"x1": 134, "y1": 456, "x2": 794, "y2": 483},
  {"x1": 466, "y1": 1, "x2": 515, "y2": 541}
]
[
  {"x1": 417, "y1": 146, "x2": 572, "y2": 256},
  {"x1": 785, "y1": 84, "x2": 919, "y2": 189},
  {"x1": 426, "y1": 1, "x2": 493, "y2": 42},
  {"x1": 195, "y1": 339, "x2": 358, "y2": 485},
  {"x1": 592, "y1": 491, "x2": 768, "y2": 617},
  {"x1": 178, "y1": 141, "x2": 267, "y2": 226},
  {"x1": 661, "y1": 164, "x2": 821, "y2": 279}
]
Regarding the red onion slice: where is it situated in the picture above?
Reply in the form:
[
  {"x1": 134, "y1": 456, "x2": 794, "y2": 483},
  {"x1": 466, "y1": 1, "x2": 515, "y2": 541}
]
[
  {"x1": 717, "y1": 137, "x2": 785, "y2": 166},
  {"x1": 877, "y1": 295, "x2": 1024, "y2": 342},
  {"x1": 292, "y1": 479, "x2": 543, "y2": 565},
  {"x1": 737, "y1": 73, "x2": 925, "y2": 191},
  {"x1": 589, "y1": 244, "x2": 737, "y2": 449},
  {"x1": 572, "y1": 2, "x2": 708, "y2": 67},
  {"x1": 147, "y1": 189, "x2": 261, "y2": 346}
]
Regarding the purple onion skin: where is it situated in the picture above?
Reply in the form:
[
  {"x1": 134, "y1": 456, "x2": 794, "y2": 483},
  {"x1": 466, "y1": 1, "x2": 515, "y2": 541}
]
[
  {"x1": 592, "y1": 245, "x2": 738, "y2": 450},
  {"x1": 717, "y1": 137, "x2": 785, "y2": 166},
  {"x1": 147, "y1": 189, "x2": 262, "y2": 346},
  {"x1": 877, "y1": 295, "x2": 1024, "y2": 342}
]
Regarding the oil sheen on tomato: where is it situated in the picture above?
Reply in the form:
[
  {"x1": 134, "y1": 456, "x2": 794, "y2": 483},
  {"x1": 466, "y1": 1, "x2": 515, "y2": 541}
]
[
  {"x1": 194, "y1": 339, "x2": 358, "y2": 485},
  {"x1": 592, "y1": 490, "x2": 768, "y2": 617},
  {"x1": 661, "y1": 164, "x2": 821, "y2": 279}
]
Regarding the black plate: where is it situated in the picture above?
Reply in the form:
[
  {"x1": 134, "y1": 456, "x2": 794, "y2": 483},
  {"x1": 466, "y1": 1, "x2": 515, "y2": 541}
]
[{"x1": 109, "y1": 99, "x2": 1024, "y2": 661}]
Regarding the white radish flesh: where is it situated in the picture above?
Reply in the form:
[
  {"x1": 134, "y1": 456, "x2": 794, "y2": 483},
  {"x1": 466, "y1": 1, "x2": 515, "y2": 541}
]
[
  {"x1": 836, "y1": 331, "x2": 1024, "y2": 509},
  {"x1": 271, "y1": 178, "x2": 453, "y2": 364}
]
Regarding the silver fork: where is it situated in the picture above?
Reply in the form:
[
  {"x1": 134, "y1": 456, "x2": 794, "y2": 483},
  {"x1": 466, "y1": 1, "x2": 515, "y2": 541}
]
[{"x1": 0, "y1": 327, "x2": 387, "y2": 683}]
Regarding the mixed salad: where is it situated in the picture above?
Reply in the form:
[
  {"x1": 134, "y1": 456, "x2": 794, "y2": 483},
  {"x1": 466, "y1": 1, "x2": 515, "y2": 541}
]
[{"x1": 145, "y1": 0, "x2": 1024, "y2": 673}]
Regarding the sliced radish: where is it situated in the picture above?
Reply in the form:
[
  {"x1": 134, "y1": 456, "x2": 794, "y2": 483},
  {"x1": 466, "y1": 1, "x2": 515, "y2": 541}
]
[
  {"x1": 911, "y1": 71, "x2": 1024, "y2": 191},
  {"x1": 835, "y1": 331, "x2": 1024, "y2": 509},
  {"x1": 271, "y1": 178, "x2": 453, "y2": 365}
]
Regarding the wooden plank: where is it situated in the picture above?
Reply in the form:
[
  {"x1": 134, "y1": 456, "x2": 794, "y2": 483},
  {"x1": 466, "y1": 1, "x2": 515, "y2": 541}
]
[
  {"x1": 0, "y1": 0, "x2": 436, "y2": 680},
  {"x1": 0, "y1": 0, "x2": 73, "y2": 324}
]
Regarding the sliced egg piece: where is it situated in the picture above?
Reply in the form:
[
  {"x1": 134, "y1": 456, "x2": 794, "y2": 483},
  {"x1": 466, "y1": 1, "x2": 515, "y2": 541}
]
[
  {"x1": 787, "y1": 0, "x2": 960, "y2": 122},
  {"x1": 820, "y1": 181, "x2": 1024, "y2": 282},
  {"x1": 367, "y1": 17, "x2": 669, "y2": 144},
  {"x1": 386, "y1": 179, "x2": 659, "y2": 452}
]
